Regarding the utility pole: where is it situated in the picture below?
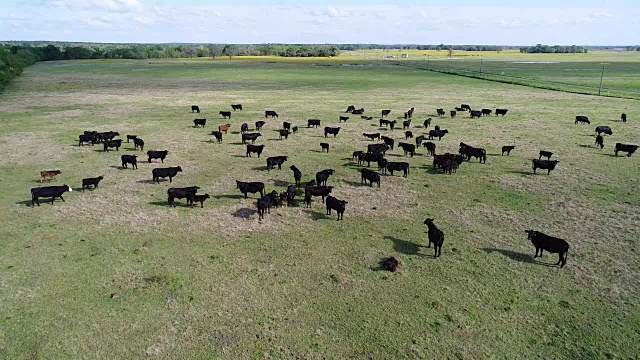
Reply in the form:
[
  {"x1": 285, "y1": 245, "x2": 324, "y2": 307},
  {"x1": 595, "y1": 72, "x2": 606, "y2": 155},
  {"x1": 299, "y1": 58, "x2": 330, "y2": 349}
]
[
  {"x1": 598, "y1": 63, "x2": 607, "y2": 96},
  {"x1": 480, "y1": 58, "x2": 483, "y2": 74}
]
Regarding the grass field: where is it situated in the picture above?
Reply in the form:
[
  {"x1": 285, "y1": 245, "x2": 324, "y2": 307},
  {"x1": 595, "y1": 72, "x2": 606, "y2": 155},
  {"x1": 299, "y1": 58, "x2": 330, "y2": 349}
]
[{"x1": 1, "y1": 57, "x2": 639, "y2": 359}]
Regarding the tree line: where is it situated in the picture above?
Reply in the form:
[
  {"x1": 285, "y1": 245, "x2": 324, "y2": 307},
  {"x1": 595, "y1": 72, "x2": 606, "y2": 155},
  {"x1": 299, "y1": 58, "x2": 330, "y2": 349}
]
[{"x1": 519, "y1": 44, "x2": 588, "y2": 54}]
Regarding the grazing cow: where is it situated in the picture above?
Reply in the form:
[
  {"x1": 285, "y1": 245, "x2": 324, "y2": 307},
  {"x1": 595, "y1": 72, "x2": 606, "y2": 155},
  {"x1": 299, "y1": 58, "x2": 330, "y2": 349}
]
[
  {"x1": 324, "y1": 127, "x2": 340, "y2": 138},
  {"x1": 40, "y1": 170, "x2": 61, "y2": 182},
  {"x1": 405, "y1": 129, "x2": 414, "y2": 139},
  {"x1": 95, "y1": 131, "x2": 119, "y2": 143},
  {"x1": 285, "y1": 185, "x2": 296, "y2": 206},
  {"x1": 194, "y1": 118, "x2": 206, "y2": 127},
  {"x1": 211, "y1": 131, "x2": 223, "y2": 143},
  {"x1": 339, "y1": 116, "x2": 349, "y2": 122},
  {"x1": 304, "y1": 186, "x2": 333, "y2": 207},
  {"x1": 121, "y1": 155, "x2": 138, "y2": 169},
  {"x1": 398, "y1": 142, "x2": 416, "y2": 157},
  {"x1": 308, "y1": 119, "x2": 321, "y2": 128},
  {"x1": 428, "y1": 129, "x2": 448, "y2": 141},
  {"x1": 386, "y1": 162, "x2": 409, "y2": 177},
  {"x1": 415, "y1": 135, "x2": 426, "y2": 147},
  {"x1": 78, "y1": 133, "x2": 97, "y2": 146},
  {"x1": 191, "y1": 194, "x2": 210, "y2": 208},
  {"x1": 265, "y1": 110, "x2": 278, "y2": 118},
  {"x1": 358, "y1": 152, "x2": 383, "y2": 167},
  {"x1": 361, "y1": 168, "x2": 380, "y2": 187},
  {"x1": 236, "y1": 180, "x2": 265, "y2": 199},
  {"x1": 290, "y1": 165, "x2": 302, "y2": 186},
  {"x1": 279, "y1": 130, "x2": 290, "y2": 140},
  {"x1": 423, "y1": 118, "x2": 432, "y2": 129},
  {"x1": 424, "y1": 218, "x2": 444, "y2": 258},
  {"x1": 615, "y1": 143, "x2": 638, "y2": 157},
  {"x1": 381, "y1": 136, "x2": 394, "y2": 150},
  {"x1": 532, "y1": 159, "x2": 559, "y2": 175},
  {"x1": 450, "y1": 110, "x2": 456, "y2": 118},
  {"x1": 152, "y1": 166, "x2": 182, "y2": 183},
  {"x1": 495, "y1": 108, "x2": 508, "y2": 117},
  {"x1": 30, "y1": 185, "x2": 72, "y2": 206},
  {"x1": 283, "y1": 122, "x2": 291, "y2": 130},
  {"x1": 266, "y1": 156, "x2": 288, "y2": 171},
  {"x1": 126, "y1": 134, "x2": 137, "y2": 143},
  {"x1": 352, "y1": 108, "x2": 365, "y2": 115},
  {"x1": 381, "y1": 109, "x2": 391, "y2": 117},
  {"x1": 241, "y1": 123, "x2": 249, "y2": 133},
  {"x1": 461, "y1": 104, "x2": 471, "y2": 111},
  {"x1": 388, "y1": 120, "x2": 397, "y2": 131},
  {"x1": 621, "y1": 113, "x2": 627, "y2": 123},
  {"x1": 575, "y1": 116, "x2": 590, "y2": 124},
  {"x1": 380, "y1": 257, "x2": 398, "y2": 272},
  {"x1": 255, "y1": 121, "x2": 266, "y2": 131},
  {"x1": 423, "y1": 142, "x2": 436, "y2": 156},
  {"x1": 346, "y1": 105, "x2": 356, "y2": 113},
  {"x1": 596, "y1": 126, "x2": 613, "y2": 136},
  {"x1": 82, "y1": 176, "x2": 103, "y2": 191},
  {"x1": 191, "y1": 105, "x2": 200, "y2": 113},
  {"x1": 525, "y1": 230, "x2": 569, "y2": 268},
  {"x1": 257, "y1": 191, "x2": 279, "y2": 220},
  {"x1": 103, "y1": 139, "x2": 123, "y2": 152},
  {"x1": 470, "y1": 110, "x2": 482, "y2": 119},
  {"x1": 501, "y1": 145, "x2": 515, "y2": 156},
  {"x1": 539, "y1": 150, "x2": 553, "y2": 160},
  {"x1": 436, "y1": 108, "x2": 445, "y2": 117},
  {"x1": 326, "y1": 195, "x2": 348, "y2": 220},
  {"x1": 218, "y1": 124, "x2": 231, "y2": 134},
  {"x1": 133, "y1": 137, "x2": 144, "y2": 151},
  {"x1": 352, "y1": 151, "x2": 364, "y2": 161},
  {"x1": 405, "y1": 107, "x2": 415, "y2": 118},
  {"x1": 147, "y1": 150, "x2": 169, "y2": 163},
  {"x1": 242, "y1": 132, "x2": 262, "y2": 144},
  {"x1": 292, "y1": 126, "x2": 298, "y2": 133},
  {"x1": 316, "y1": 169, "x2": 335, "y2": 186},
  {"x1": 231, "y1": 104, "x2": 243, "y2": 111},
  {"x1": 362, "y1": 116, "x2": 374, "y2": 120},
  {"x1": 363, "y1": 133, "x2": 380, "y2": 141},
  {"x1": 380, "y1": 119, "x2": 390, "y2": 127},
  {"x1": 320, "y1": 142, "x2": 329, "y2": 152},
  {"x1": 442, "y1": 160, "x2": 459, "y2": 175},
  {"x1": 434, "y1": 125, "x2": 441, "y2": 131},
  {"x1": 368, "y1": 143, "x2": 390, "y2": 155},
  {"x1": 459, "y1": 143, "x2": 486, "y2": 163},
  {"x1": 455, "y1": 107, "x2": 465, "y2": 112},
  {"x1": 433, "y1": 153, "x2": 465, "y2": 172},
  {"x1": 377, "y1": 157, "x2": 388, "y2": 174},
  {"x1": 167, "y1": 186, "x2": 199, "y2": 207},
  {"x1": 403, "y1": 119, "x2": 411, "y2": 129},
  {"x1": 481, "y1": 109, "x2": 492, "y2": 117},
  {"x1": 595, "y1": 135, "x2": 604, "y2": 149},
  {"x1": 246, "y1": 144, "x2": 265, "y2": 158}
]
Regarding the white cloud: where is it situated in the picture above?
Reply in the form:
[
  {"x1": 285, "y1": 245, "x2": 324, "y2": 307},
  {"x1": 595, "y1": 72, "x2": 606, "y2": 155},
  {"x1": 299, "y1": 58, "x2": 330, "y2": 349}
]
[
  {"x1": 48, "y1": 0, "x2": 142, "y2": 13},
  {"x1": 135, "y1": 16, "x2": 155, "y2": 25},
  {"x1": 83, "y1": 17, "x2": 111, "y2": 28}
]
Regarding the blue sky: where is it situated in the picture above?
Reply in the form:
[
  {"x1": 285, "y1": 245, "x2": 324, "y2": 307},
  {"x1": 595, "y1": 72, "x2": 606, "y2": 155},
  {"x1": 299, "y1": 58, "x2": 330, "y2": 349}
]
[{"x1": 2, "y1": 0, "x2": 638, "y2": 44}]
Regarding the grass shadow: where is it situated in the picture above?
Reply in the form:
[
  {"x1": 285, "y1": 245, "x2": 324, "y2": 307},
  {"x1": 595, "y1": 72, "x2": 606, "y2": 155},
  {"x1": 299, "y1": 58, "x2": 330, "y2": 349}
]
[
  {"x1": 304, "y1": 210, "x2": 329, "y2": 221},
  {"x1": 251, "y1": 166, "x2": 268, "y2": 171},
  {"x1": 342, "y1": 180, "x2": 366, "y2": 187},
  {"x1": 137, "y1": 179, "x2": 158, "y2": 184},
  {"x1": 231, "y1": 207, "x2": 257, "y2": 219},
  {"x1": 229, "y1": 142, "x2": 245, "y2": 145},
  {"x1": 310, "y1": 149, "x2": 324, "y2": 153},
  {"x1": 109, "y1": 165, "x2": 126, "y2": 170},
  {"x1": 272, "y1": 179, "x2": 290, "y2": 187},
  {"x1": 599, "y1": 153, "x2": 619, "y2": 157},
  {"x1": 480, "y1": 248, "x2": 556, "y2": 266},
  {"x1": 384, "y1": 236, "x2": 426, "y2": 257},
  {"x1": 231, "y1": 155, "x2": 246, "y2": 158},
  {"x1": 148, "y1": 201, "x2": 169, "y2": 207},
  {"x1": 505, "y1": 170, "x2": 533, "y2": 176}
]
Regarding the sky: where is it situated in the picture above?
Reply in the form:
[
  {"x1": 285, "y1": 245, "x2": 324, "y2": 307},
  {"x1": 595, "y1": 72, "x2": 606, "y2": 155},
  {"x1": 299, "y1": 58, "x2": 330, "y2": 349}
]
[{"x1": 1, "y1": 0, "x2": 639, "y2": 45}]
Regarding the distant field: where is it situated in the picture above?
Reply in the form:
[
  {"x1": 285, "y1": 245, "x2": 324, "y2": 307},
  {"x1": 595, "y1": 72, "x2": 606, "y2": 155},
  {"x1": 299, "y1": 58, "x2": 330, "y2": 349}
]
[{"x1": 0, "y1": 58, "x2": 639, "y2": 358}]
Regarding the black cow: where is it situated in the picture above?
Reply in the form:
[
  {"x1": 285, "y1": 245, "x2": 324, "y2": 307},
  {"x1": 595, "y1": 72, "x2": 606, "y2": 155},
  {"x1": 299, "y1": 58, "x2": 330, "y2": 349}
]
[
  {"x1": 621, "y1": 113, "x2": 627, "y2": 123},
  {"x1": 257, "y1": 190, "x2": 279, "y2": 220},
  {"x1": 423, "y1": 118, "x2": 432, "y2": 129},
  {"x1": 211, "y1": 131, "x2": 223, "y2": 143},
  {"x1": 525, "y1": 230, "x2": 569, "y2": 268},
  {"x1": 324, "y1": 127, "x2": 340, "y2": 137},
  {"x1": 316, "y1": 169, "x2": 335, "y2": 186},
  {"x1": 326, "y1": 195, "x2": 347, "y2": 220},
  {"x1": 103, "y1": 139, "x2": 122, "y2": 152},
  {"x1": 368, "y1": 143, "x2": 390, "y2": 155},
  {"x1": 240, "y1": 123, "x2": 249, "y2": 133},
  {"x1": 501, "y1": 145, "x2": 515, "y2": 156},
  {"x1": 380, "y1": 119, "x2": 390, "y2": 127},
  {"x1": 481, "y1": 109, "x2": 492, "y2": 117},
  {"x1": 352, "y1": 108, "x2": 365, "y2": 115},
  {"x1": 346, "y1": 105, "x2": 356, "y2": 113},
  {"x1": 363, "y1": 133, "x2": 380, "y2": 141},
  {"x1": 398, "y1": 142, "x2": 415, "y2": 157},
  {"x1": 292, "y1": 126, "x2": 298, "y2": 133},
  {"x1": 377, "y1": 158, "x2": 388, "y2": 175},
  {"x1": 231, "y1": 104, "x2": 243, "y2": 111},
  {"x1": 361, "y1": 168, "x2": 380, "y2": 187},
  {"x1": 389, "y1": 120, "x2": 397, "y2": 131},
  {"x1": 255, "y1": 121, "x2": 266, "y2": 131},
  {"x1": 290, "y1": 165, "x2": 302, "y2": 186},
  {"x1": 147, "y1": 150, "x2": 168, "y2": 163},
  {"x1": 406, "y1": 107, "x2": 415, "y2": 118},
  {"x1": 358, "y1": 152, "x2": 383, "y2": 167},
  {"x1": 415, "y1": 135, "x2": 426, "y2": 147},
  {"x1": 532, "y1": 159, "x2": 559, "y2": 175},
  {"x1": 167, "y1": 186, "x2": 199, "y2": 207},
  {"x1": 539, "y1": 150, "x2": 553, "y2": 160},
  {"x1": 339, "y1": 116, "x2": 349, "y2": 122},
  {"x1": 282, "y1": 122, "x2": 291, "y2": 131},
  {"x1": 194, "y1": 118, "x2": 206, "y2": 127},
  {"x1": 352, "y1": 151, "x2": 364, "y2": 161},
  {"x1": 404, "y1": 131, "x2": 413, "y2": 140},
  {"x1": 152, "y1": 166, "x2": 182, "y2": 183},
  {"x1": 320, "y1": 142, "x2": 329, "y2": 152},
  {"x1": 236, "y1": 181, "x2": 265, "y2": 198},
  {"x1": 133, "y1": 137, "x2": 144, "y2": 151},
  {"x1": 424, "y1": 218, "x2": 444, "y2": 258},
  {"x1": 95, "y1": 131, "x2": 119, "y2": 143},
  {"x1": 381, "y1": 109, "x2": 391, "y2": 117},
  {"x1": 191, "y1": 194, "x2": 210, "y2": 208},
  {"x1": 380, "y1": 257, "x2": 398, "y2": 272},
  {"x1": 284, "y1": 185, "x2": 296, "y2": 206},
  {"x1": 615, "y1": 143, "x2": 638, "y2": 157},
  {"x1": 121, "y1": 155, "x2": 138, "y2": 169},
  {"x1": 423, "y1": 142, "x2": 436, "y2": 156},
  {"x1": 126, "y1": 134, "x2": 137, "y2": 143},
  {"x1": 362, "y1": 116, "x2": 374, "y2": 120},
  {"x1": 219, "y1": 111, "x2": 231, "y2": 119},
  {"x1": 596, "y1": 126, "x2": 613, "y2": 136},
  {"x1": 279, "y1": 130, "x2": 290, "y2": 140},
  {"x1": 381, "y1": 136, "x2": 394, "y2": 150},
  {"x1": 433, "y1": 153, "x2": 464, "y2": 171},
  {"x1": 575, "y1": 116, "x2": 590, "y2": 124},
  {"x1": 386, "y1": 162, "x2": 409, "y2": 177},
  {"x1": 450, "y1": 110, "x2": 456, "y2": 118},
  {"x1": 495, "y1": 108, "x2": 508, "y2": 117},
  {"x1": 78, "y1": 134, "x2": 97, "y2": 146},
  {"x1": 242, "y1": 133, "x2": 262, "y2": 144},
  {"x1": 266, "y1": 156, "x2": 288, "y2": 171},
  {"x1": 436, "y1": 108, "x2": 445, "y2": 117},
  {"x1": 308, "y1": 119, "x2": 321, "y2": 128},
  {"x1": 246, "y1": 144, "x2": 265, "y2": 158},
  {"x1": 470, "y1": 110, "x2": 482, "y2": 119},
  {"x1": 265, "y1": 111, "x2": 278, "y2": 118},
  {"x1": 595, "y1": 135, "x2": 604, "y2": 149},
  {"x1": 304, "y1": 186, "x2": 333, "y2": 207},
  {"x1": 459, "y1": 143, "x2": 486, "y2": 163},
  {"x1": 403, "y1": 119, "x2": 411, "y2": 129},
  {"x1": 460, "y1": 104, "x2": 471, "y2": 111},
  {"x1": 455, "y1": 107, "x2": 465, "y2": 112},
  {"x1": 428, "y1": 129, "x2": 448, "y2": 141},
  {"x1": 82, "y1": 176, "x2": 103, "y2": 191},
  {"x1": 30, "y1": 185, "x2": 72, "y2": 206},
  {"x1": 191, "y1": 105, "x2": 200, "y2": 113}
]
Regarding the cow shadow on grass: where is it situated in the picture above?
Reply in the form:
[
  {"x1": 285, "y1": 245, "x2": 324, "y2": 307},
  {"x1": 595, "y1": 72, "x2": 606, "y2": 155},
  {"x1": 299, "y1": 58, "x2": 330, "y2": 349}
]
[
  {"x1": 231, "y1": 154, "x2": 246, "y2": 158},
  {"x1": 229, "y1": 142, "x2": 245, "y2": 145},
  {"x1": 384, "y1": 236, "x2": 427, "y2": 257},
  {"x1": 309, "y1": 149, "x2": 324, "y2": 153},
  {"x1": 109, "y1": 166, "x2": 125, "y2": 170},
  {"x1": 271, "y1": 179, "x2": 290, "y2": 187},
  {"x1": 304, "y1": 210, "x2": 329, "y2": 221},
  {"x1": 231, "y1": 207, "x2": 257, "y2": 219},
  {"x1": 213, "y1": 194, "x2": 244, "y2": 199},
  {"x1": 148, "y1": 201, "x2": 169, "y2": 207},
  {"x1": 480, "y1": 248, "x2": 555, "y2": 266},
  {"x1": 486, "y1": 153, "x2": 501, "y2": 157},
  {"x1": 505, "y1": 170, "x2": 533, "y2": 176},
  {"x1": 599, "y1": 153, "x2": 619, "y2": 158},
  {"x1": 137, "y1": 179, "x2": 158, "y2": 184},
  {"x1": 251, "y1": 166, "x2": 268, "y2": 171},
  {"x1": 342, "y1": 180, "x2": 366, "y2": 187},
  {"x1": 16, "y1": 200, "x2": 34, "y2": 207}
]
